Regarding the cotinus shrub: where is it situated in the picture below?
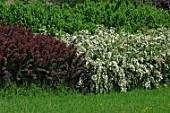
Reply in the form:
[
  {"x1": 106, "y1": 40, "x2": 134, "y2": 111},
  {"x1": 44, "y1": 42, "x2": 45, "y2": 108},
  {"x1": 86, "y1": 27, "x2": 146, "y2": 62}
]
[
  {"x1": 143, "y1": 0, "x2": 170, "y2": 13},
  {"x1": 0, "y1": 25, "x2": 86, "y2": 91},
  {"x1": 155, "y1": 0, "x2": 170, "y2": 12}
]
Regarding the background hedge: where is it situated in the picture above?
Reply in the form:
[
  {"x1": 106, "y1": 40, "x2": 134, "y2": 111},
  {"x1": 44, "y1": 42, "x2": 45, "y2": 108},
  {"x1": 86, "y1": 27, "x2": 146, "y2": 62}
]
[{"x1": 0, "y1": 0, "x2": 170, "y2": 35}]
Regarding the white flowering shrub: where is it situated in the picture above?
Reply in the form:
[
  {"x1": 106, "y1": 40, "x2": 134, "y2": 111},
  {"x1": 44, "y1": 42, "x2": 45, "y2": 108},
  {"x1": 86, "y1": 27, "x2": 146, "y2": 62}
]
[{"x1": 61, "y1": 26, "x2": 170, "y2": 93}]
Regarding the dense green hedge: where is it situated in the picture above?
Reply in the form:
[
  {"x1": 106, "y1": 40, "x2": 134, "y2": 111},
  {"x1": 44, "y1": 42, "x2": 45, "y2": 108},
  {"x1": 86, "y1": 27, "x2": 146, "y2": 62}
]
[{"x1": 0, "y1": 0, "x2": 170, "y2": 35}]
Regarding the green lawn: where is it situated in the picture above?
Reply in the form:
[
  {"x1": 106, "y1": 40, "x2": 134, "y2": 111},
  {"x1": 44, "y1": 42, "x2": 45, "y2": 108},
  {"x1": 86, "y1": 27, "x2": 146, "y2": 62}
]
[{"x1": 0, "y1": 85, "x2": 170, "y2": 113}]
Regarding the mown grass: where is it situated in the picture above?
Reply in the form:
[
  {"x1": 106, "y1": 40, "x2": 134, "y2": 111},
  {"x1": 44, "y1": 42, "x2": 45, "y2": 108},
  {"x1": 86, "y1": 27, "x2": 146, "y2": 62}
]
[{"x1": 0, "y1": 85, "x2": 170, "y2": 113}]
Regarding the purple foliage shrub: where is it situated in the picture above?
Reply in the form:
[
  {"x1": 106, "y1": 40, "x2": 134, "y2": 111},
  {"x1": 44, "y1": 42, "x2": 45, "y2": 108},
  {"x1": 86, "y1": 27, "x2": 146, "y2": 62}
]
[
  {"x1": 143, "y1": 0, "x2": 170, "y2": 13},
  {"x1": 0, "y1": 25, "x2": 86, "y2": 91},
  {"x1": 156, "y1": 0, "x2": 170, "y2": 12}
]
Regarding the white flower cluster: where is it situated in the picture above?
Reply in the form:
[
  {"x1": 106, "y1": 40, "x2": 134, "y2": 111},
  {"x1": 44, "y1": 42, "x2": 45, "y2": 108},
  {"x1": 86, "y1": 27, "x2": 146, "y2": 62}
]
[{"x1": 61, "y1": 25, "x2": 170, "y2": 93}]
